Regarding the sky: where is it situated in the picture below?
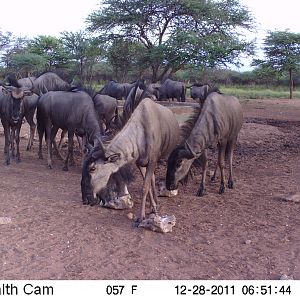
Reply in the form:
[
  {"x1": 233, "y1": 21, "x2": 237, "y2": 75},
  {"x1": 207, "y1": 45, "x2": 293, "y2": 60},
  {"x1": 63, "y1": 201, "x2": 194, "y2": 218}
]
[{"x1": 1, "y1": 0, "x2": 299, "y2": 70}]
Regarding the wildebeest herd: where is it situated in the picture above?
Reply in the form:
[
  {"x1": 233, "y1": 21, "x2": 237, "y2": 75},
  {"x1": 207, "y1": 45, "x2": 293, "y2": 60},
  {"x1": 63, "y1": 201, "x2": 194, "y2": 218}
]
[{"x1": 0, "y1": 72, "x2": 243, "y2": 228}]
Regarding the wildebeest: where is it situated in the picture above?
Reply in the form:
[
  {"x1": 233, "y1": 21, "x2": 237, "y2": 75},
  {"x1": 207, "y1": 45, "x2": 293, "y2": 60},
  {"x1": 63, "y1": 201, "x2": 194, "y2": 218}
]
[
  {"x1": 37, "y1": 90, "x2": 101, "y2": 170},
  {"x1": 30, "y1": 72, "x2": 74, "y2": 95},
  {"x1": 99, "y1": 80, "x2": 135, "y2": 100},
  {"x1": 92, "y1": 94, "x2": 118, "y2": 134},
  {"x1": 81, "y1": 84, "x2": 180, "y2": 223},
  {"x1": 0, "y1": 81, "x2": 32, "y2": 164},
  {"x1": 123, "y1": 79, "x2": 158, "y2": 122},
  {"x1": 190, "y1": 84, "x2": 221, "y2": 108},
  {"x1": 15, "y1": 73, "x2": 76, "y2": 151},
  {"x1": 158, "y1": 78, "x2": 186, "y2": 102},
  {"x1": 166, "y1": 87, "x2": 243, "y2": 196}
]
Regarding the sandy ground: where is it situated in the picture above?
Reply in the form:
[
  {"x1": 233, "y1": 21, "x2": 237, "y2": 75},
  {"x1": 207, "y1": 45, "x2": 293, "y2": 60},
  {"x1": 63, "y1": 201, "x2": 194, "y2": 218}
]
[{"x1": 0, "y1": 99, "x2": 299, "y2": 280}]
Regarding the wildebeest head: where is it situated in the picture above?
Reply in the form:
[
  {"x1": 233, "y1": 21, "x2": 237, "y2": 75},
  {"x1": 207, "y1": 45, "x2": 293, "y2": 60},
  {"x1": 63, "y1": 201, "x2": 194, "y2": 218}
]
[
  {"x1": 166, "y1": 143, "x2": 197, "y2": 191},
  {"x1": 81, "y1": 145, "x2": 134, "y2": 205},
  {"x1": 1, "y1": 82, "x2": 32, "y2": 125}
]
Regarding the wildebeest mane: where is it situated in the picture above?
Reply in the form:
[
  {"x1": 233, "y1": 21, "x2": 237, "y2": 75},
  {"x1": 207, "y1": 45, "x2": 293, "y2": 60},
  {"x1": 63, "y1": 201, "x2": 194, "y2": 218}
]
[
  {"x1": 180, "y1": 107, "x2": 201, "y2": 140},
  {"x1": 69, "y1": 82, "x2": 96, "y2": 97}
]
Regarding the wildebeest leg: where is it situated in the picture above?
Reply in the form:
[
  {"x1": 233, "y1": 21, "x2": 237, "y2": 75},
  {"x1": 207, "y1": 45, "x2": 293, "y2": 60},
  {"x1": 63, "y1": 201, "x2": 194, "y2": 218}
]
[
  {"x1": 46, "y1": 120, "x2": 53, "y2": 169},
  {"x1": 63, "y1": 131, "x2": 74, "y2": 171},
  {"x1": 58, "y1": 129, "x2": 67, "y2": 150},
  {"x1": 51, "y1": 127, "x2": 65, "y2": 161},
  {"x1": 10, "y1": 128, "x2": 15, "y2": 159},
  {"x1": 138, "y1": 164, "x2": 156, "y2": 222},
  {"x1": 218, "y1": 142, "x2": 227, "y2": 194},
  {"x1": 75, "y1": 134, "x2": 82, "y2": 152},
  {"x1": 150, "y1": 174, "x2": 158, "y2": 213},
  {"x1": 3, "y1": 125, "x2": 11, "y2": 165},
  {"x1": 227, "y1": 140, "x2": 236, "y2": 189},
  {"x1": 196, "y1": 151, "x2": 208, "y2": 197},
  {"x1": 15, "y1": 123, "x2": 22, "y2": 163},
  {"x1": 38, "y1": 123, "x2": 44, "y2": 159},
  {"x1": 99, "y1": 120, "x2": 105, "y2": 135},
  {"x1": 25, "y1": 110, "x2": 36, "y2": 151},
  {"x1": 138, "y1": 166, "x2": 156, "y2": 210},
  {"x1": 210, "y1": 164, "x2": 218, "y2": 182}
]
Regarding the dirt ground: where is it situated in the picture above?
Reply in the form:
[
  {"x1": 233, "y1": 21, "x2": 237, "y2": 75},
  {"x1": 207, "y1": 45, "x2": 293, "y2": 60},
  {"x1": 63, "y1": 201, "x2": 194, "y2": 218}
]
[{"x1": 0, "y1": 99, "x2": 299, "y2": 280}]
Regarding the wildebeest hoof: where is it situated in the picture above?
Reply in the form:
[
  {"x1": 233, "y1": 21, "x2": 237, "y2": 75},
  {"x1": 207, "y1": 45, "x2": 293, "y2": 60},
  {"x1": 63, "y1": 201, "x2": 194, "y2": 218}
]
[
  {"x1": 196, "y1": 188, "x2": 205, "y2": 197},
  {"x1": 16, "y1": 157, "x2": 21, "y2": 163},
  {"x1": 62, "y1": 165, "x2": 69, "y2": 171},
  {"x1": 4, "y1": 160, "x2": 10, "y2": 166},
  {"x1": 48, "y1": 164, "x2": 53, "y2": 169},
  {"x1": 228, "y1": 181, "x2": 234, "y2": 189},
  {"x1": 219, "y1": 185, "x2": 225, "y2": 194},
  {"x1": 133, "y1": 217, "x2": 142, "y2": 227},
  {"x1": 38, "y1": 153, "x2": 43, "y2": 159}
]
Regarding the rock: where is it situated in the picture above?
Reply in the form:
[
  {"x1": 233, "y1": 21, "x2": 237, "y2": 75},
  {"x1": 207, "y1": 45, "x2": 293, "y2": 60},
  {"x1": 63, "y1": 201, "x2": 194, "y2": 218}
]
[
  {"x1": 280, "y1": 193, "x2": 300, "y2": 203},
  {"x1": 157, "y1": 181, "x2": 178, "y2": 197},
  {"x1": 127, "y1": 212, "x2": 134, "y2": 220},
  {"x1": 206, "y1": 170, "x2": 215, "y2": 177},
  {"x1": 139, "y1": 213, "x2": 176, "y2": 233},
  {"x1": 279, "y1": 274, "x2": 294, "y2": 280},
  {"x1": 100, "y1": 194, "x2": 133, "y2": 210},
  {"x1": 0, "y1": 217, "x2": 12, "y2": 225},
  {"x1": 244, "y1": 239, "x2": 252, "y2": 245}
]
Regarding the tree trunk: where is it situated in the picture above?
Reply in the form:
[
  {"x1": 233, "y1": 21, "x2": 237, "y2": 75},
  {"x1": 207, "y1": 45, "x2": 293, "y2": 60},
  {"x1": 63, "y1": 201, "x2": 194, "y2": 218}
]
[{"x1": 289, "y1": 68, "x2": 293, "y2": 99}]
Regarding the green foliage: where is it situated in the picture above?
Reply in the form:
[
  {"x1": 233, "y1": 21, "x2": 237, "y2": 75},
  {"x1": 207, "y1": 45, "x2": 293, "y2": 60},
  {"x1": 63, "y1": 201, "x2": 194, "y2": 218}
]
[
  {"x1": 87, "y1": 0, "x2": 255, "y2": 81},
  {"x1": 253, "y1": 31, "x2": 300, "y2": 73},
  {"x1": 0, "y1": 30, "x2": 13, "y2": 50},
  {"x1": 252, "y1": 30, "x2": 300, "y2": 98},
  {"x1": 9, "y1": 52, "x2": 47, "y2": 75},
  {"x1": 106, "y1": 38, "x2": 145, "y2": 81},
  {"x1": 28, "y1": 35, "x2": 68, "y2": 69},
  {"x1": 220, "y1": 85, "x2": 300, "y2": 99},
  {"x1": 60, "y1": 31, "x2": 104, "y2": 82}
]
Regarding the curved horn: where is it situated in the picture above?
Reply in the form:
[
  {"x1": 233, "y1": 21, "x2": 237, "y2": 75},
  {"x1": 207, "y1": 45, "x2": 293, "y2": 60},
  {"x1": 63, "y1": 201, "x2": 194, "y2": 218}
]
[
  {"x1": 93, "y1": 132, "x2": 105, "y2": 151},
  {"x1": 185, "y1": 141, "x2": 198, "y2": 157},
  {"x1": 29, "y1": 77, "x2": 34, "y2": 90}
]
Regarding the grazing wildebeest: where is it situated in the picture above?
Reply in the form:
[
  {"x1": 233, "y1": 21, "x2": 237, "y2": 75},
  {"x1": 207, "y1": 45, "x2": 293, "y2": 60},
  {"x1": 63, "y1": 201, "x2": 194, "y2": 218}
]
[
  {"x1": 37, "y1": 90, "x2": 101, "y2": 170},
  {"x1": 158, "y1": 78, "x2": 186, "y2": 102},
  {"x1": 0, "y1": 81, "x2": 32, "y2": 164},
  {"x1": 166, "y1": 87, "x2": 243, "y2": 196},
  {"x1": 92, "y1": 94, "x2": 118, "y2": 134},
  {"x1": 81, "y1": 84, "x2": 180, "y2": 223},
  {"x1": 99, "y1": 80, "x2": 135, "y2": 100}
]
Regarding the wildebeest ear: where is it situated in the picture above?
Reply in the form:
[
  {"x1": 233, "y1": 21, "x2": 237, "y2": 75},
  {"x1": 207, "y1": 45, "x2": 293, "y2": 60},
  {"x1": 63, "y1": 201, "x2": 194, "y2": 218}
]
[
  {"x1": 106, "y1": 153, "x2": 121, "y2": 163},
  {"x1": 1, "y1": 87, "x2": 9, "y2": 95}
]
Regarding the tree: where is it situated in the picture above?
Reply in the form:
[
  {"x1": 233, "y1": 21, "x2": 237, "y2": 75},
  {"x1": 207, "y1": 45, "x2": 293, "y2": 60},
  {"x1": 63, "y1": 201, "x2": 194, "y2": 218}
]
[
  {"x1": 87, "y1": 0, "x2": 255, "y2": 82},
  {"x1": 9, "y1": 53, "x2": 47, "y2": 76},
  {"x1": 60, "y1": 31, "x2": 104, "y2": 82},
  {"x1": 28, "y1": 35, "x2": 68, "y2": 69},
  {"x1": 252, "y1": 30, "x2": 300, "y2": 99},
  {"x1": 0, "y1": 30, "x2": 13, "y2": 50},
  {"x1": 106, "y1": 38, "x2": 145, "y2": 81}
]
